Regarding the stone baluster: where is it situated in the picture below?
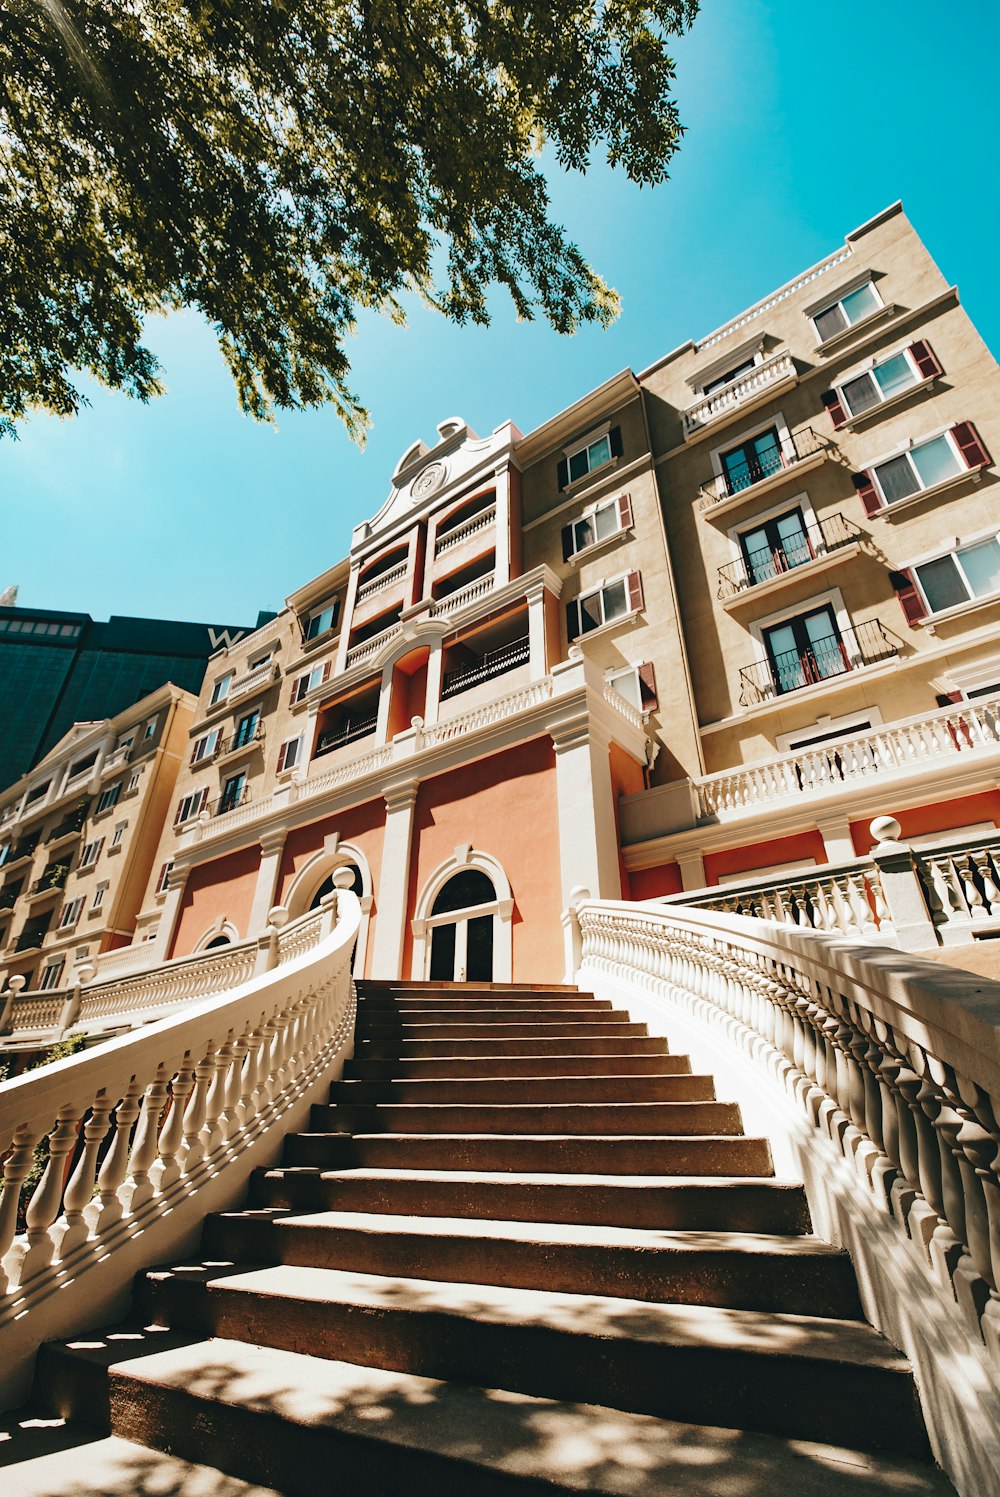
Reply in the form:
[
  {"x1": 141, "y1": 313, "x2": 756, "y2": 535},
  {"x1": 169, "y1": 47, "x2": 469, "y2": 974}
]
[
  {"x1": 200, "y1": 1038, "x2": 233, "y2": 1156},
  {"x1": 153, "y1": 1066, "x2": 196, "y2": 1191},
  {"x1": 955, "y1": 854, "x2": 987, "y2": 921},
  {"x1": 95, "y1": 1080, "x2": 143, "y2": 1218},
  {"x1": 0, "y1": 1124, "x2": 42, "y2": 1290},
  {"x1": 181, "y1": 1051, "x2": 216, "y2": 1172},
  {"x1": 22, "y1": 1104, "x2": 85, "y2": 1277},
  {"x1": 60, "y1": 1091, "x2": 116, "y2": 1247},
  {"x1": 972, "y1": 852, "x2": 1000, "y2": 917},
  {"x1": 126, "y1": 1066, "x2": 171, "y2": 1210},
  {"x1": 225, "y1": 1031, "x2": 252, "y2": 1131}
]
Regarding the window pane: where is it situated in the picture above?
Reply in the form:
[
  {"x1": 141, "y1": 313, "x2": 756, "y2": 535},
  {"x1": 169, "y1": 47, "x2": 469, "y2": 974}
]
[
  {"x1": 580, "y1": 592, "x2": 604, "y2": 632},
  {"x1": 594, "y1": 503, "x2": 618, "y2": 542},
  {"x1": 602, "y1": 580, "x2": 628, "y2": 622},
  {"x1": 777, "y1": 513, "x2": 811, "y2": 568},
  {"x1": 568, "y1": 449, "x2": 589, "y2": 483},
  {"x1": 742, "y1": 527, "x2": 774, "y2": 584},
  {"x1": 911, "y1": 435, "x2": 960, "y2": 489},
  {"x1": 958, "y1": 538, "x2": 1000, "y2": 599},
  {"x1": 587, "y1": 435, "x2": 612, "y2": 470},
  {"x1": 814, "y1": 304, "x2": 847, "y2": 341},
  {"x1": 875, "y1": 454, "x2": 920, "y2": 504},
  {"x1": 873, "y1": 353, "x2": 916, "y2": 400},
  {"x1": 573, "y1": 517, "x2": 595, "y2": 552},
  {"x1": 916, "y1": 555, "x2": 968, "y2": 612},
  {"x1": 841, "y1": 372, "x2": 880, "y2": 416},
  {"x1": 610, "y1": 672, "x2": 642, "y2": 710},
  {"x1": 841, "y1": 283, "x2": 879, "y2": 324}
]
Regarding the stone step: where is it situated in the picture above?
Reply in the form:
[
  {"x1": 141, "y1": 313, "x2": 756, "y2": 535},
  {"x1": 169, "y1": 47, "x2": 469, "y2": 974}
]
[
  {"x1": 281, "y1": 1131, "x2": 775, "y2": 1176},
  {"x1": 311, "y1": 1100, "x2": 744, "y2": 1136},
  {"x1": 249, "y1": 1168, "x2": 811, "y2": 1234},
  {"x1": 329, "y1": 1074, "x2": 717, "y2": 1105},
  {"x1": 135, "y1": 1263, "x2": 929, "y2": 1457},
  {"x1": 38, "y1": 1335, "x2": 953, "y2": 1496},
  {"x1": 343, "y1": 1053, "x2": 691, "y2": 1080},
  {"x1": 0, "y1": 1427, "x2": 285, "y2": 1497},
  {"x1": 359, "y1": 981, "x2": 584, "y2": 997},
  {"x1": 355, "y1": 1020, "x2": 648, "y2": 1040},
  {"x1": 354, "y1": 1035, "x2": 671, "y2": 1058},
  {"x1": 360, "y1": 996, "x2": 614, "y2": 1012},
  {"x1": 201, "y1": 1209, "x2": 863, "y2": 1319}
]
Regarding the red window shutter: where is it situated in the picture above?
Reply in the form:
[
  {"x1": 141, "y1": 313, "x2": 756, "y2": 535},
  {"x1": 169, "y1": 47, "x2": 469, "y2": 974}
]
[
  {"x1": 951, "y1": 422, "x2": 991, "y2": 471},
  {"x1": 637, "y1": 661, "x2": 658, "y2": 711},
  {"x1": 277, "y1": 741, "x2": 288, "y2": 773},
  {"x1": 935, "y1": 691, "x2": 963, "y2": 706},
  {"x1": 617, "y1": 493, "x2": 634, "y2": 530},
  {"x1": 910, "y1": 340, "x2": 942, "y2": 381},
  {"x1": 291, "y1": 676, "x2": 303, "y2": 705},
  {"x1": 889, "y1": 568, "x2": 928, "y2": 625},
  {"x1": 566, "y1": 601, "x2": 579, "y2": 641},
  {"x1": 173, "y1": 801, "x2": 184, "y2": 826},
  {"x1": 557, "y1": 458, "x2": 569, "y2": 490},
  {"x1": 609, "y1": 426, "x2": 624, "y2": 459},
  {"x1": 322, "y1": 660, "x2": 332, "y2": 685},
  {"x1": 821, "y1": 389, "x2": 848, "y2": 429},
  {"x1": 561, "y1": 523, "x2": 574, "y2": 562},
  {"x1": 626, "y1": 570, "x2": 644, "y2": 613},
  {"x1": 851, "y1": 470, "x2": 882, "y2": 516}
]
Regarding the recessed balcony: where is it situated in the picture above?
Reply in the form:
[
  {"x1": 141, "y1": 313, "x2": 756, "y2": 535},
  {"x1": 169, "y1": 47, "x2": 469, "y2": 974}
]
[
  {"x1": 3, "y1": 835, "x2": 40, "y2": 869},
  {"x1": 683, "y1": 352, "x2": 798, "y2": 439},
  {"x1": 315, "y1": 715, "x2": 378, "y2": 758},
  {"x1": 217, "y1": 723, "x2": 266, "y2": 762},
  {"x1": 738, "y1": 619, "x2": 901, "y2": 707},
  {"x1": 26, "y1": 864, "x2": 70, "y2": 902},
  {"x1": 434, "y1": 503, "x2": 497, "y2": 559},
  {"x1": 229, "y1": 659, "x2": 280, "y2": 705},
  {"x1": 700, "y1": 427, "x2": 833, "y2": 523},
  {"x1": 46, "y1": 806, "x2": 89, "y2": 848},
  {"x1": 441, "y1": 635, "x2": 530, "y2": 701},
  {"x1": 355, "y1": 561, "x2": 408, "y2": 607},
  {"x1": 717, "y1": 513, "x2": 863, "y2": 606}
]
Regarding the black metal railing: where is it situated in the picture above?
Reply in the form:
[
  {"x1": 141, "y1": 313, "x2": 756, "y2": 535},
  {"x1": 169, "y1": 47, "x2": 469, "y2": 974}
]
[
  {"x1": 441, "y1": 636, "x2": 531, "y2": 700},
  {"x1": 700, "y1": 427, "x2": 831, "y2": 508},
  {"x1": 739, "y1": 620, "x2": 901, "y2": 706},
  {"x1": 47, "y1": 805, "x2": 89, "y2": 843},
  {"x1": 218, "y1": 722, "x2": 266, "y2": 757},
  {"x1": 315, "y1": 716, "x2": 378, "y2": 757},
  {"x1": 717, "y1": 513, "x2": 862, "y2": 599},
  {"x1": 5, "y1": 834, "x2": 40, "y2": 866},
  {"x1": 16, "y1": 926, "x2": 48, "y2": 952},
  {"x1": 30, "y1": 865, "x2": 69, "y2": 896},
  {"x1": 0, "y1": 885, "x2": 23, "y2": 910},
  {"x1": 213, "y1": 784, "x2": 252, "y2": 817}
]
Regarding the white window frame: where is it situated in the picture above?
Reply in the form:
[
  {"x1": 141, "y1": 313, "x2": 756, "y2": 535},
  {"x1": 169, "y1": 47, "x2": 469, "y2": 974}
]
[
  {"x1": 568, "y1": 571, "x2": 641, "y2": 641},
  {"x1": 868, "y1": 427, "x2": 967, "y2": 507},
  {"x1": 692, "y1": 339, "x2": 766, "y2": 396},
  {"x1": 91, "y1": 881, "x2": 108, "y2": 912},
  {"x1": 775, "y1": 706, "x2": 884, "y2": 754},
  {"x1": 191, "y1": 728, "x2": 221, "y2": 765},
  {"x1": 110, "y1": 820, "x2": 127, "y2": 849},
  {"x1": 155, "y1": 860, "x2": 174, "y2": 896},
  {"x1": 96, "y1": 782, "x2": 121, "y2": 815},
  {"x1": 709, "y1": 410, "x2": 794, "y2": 485},
  {"x1": 564, "y1": 493, "x2": 632, "y2": 562},
  {"x1": 126, "y1": 770, "x2": 142, "y2": 794},
  {"x1": 305, "y1": 600, "x2": 339, "y2": 641},
  {"x1": 209, "y1": 672, "x2": 234, "y2": 706},
  {"x1": 295, "y1": 661, "x2": 330, "y2": 701},
  {"x1": 807, "y1": 274, "x2": 884, "y2": 345},
  {"x1": 833, "y1": 344, "x2": 925, "y2": 420},
  {"x1": 248, "y1": 648, "x2": 274, "y2": 670},
  {"x1": 563, "y1": 422, "x2": 614, "y2": 486},
  {"x1": 604, "y1": 663, "x2": 656, "y2": 715},
  {"x1": 748, "y1": 586, "x2": 853, "y2": 670},
  {"x1": 277, "y1": 736, "x2": 303, "y2": 775},
  {"x1": 58, "y1": 896, "x2": 85, "y2": 930},
  {"x1": 38, "y1": 958, "x2": 66, "y2": 991},
  {"x1": 727, "y1": 489, "x2": 819, "y2": 569},
  {"x1": 910, "y1": 532, "x2": 1000, "y2": 618},
  {"x1": 175, "y1": 788, "x2": 208, "y2": 826},
  {"x1": 78, "y1": 837, "x2": 104, "y2": 870},
  {"x1": 142, "y1": 715, "x2": 159, "y2": 740}
]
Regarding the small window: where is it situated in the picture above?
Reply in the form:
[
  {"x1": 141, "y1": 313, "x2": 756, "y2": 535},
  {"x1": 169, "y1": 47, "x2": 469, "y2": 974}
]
[
  {"x1": 566, "y1": 572, "x2": 644, "y2": 640},
  {"x1": 143, "y1": 715, "x2": 158, "y2": 740},
  {"x1": 68, "y1": 751, "x2": 99, "y2": 779},
  {"x1": 914, "y1": 536, "x2": 1000, "y2": 615},
  {"x1": 111, "y1": 821, "x2": 127, "y2": 848},
  {"x1": 248, "y1": 648, "x2": 273, "y2": 670},
  {"x1": 117, "y1": 735, "x2": 135, "y2": 753},
  {"x1": 557, "y1": 427, "x2": 622, "y2": 489},
  {"x1": 58, "y1": 896, "x2": 85, "y2": 930},
  {"x1": 155, "y1": 860, "x2": 174, "y2": 895},
  {"x1": 24, "y1": 782, "x2": 50, "y2": 806},
  {"x1": 702, "y1": 356, "x2": 758, "y2": 395},
  {"x1": 840, "y1": 350, "x2": 920, "y2": 417},
  {"x1": 39, "y1": 958, "x2": 65, "y2": 991},
  {"x1": 218, "y1": 772, "x2": 247, "y2": 815},
  {"x1": 175, "y1": 788, "x2": 209, "y2": 826},
  {"x1": 562, "y1": 495, "x2": 633, "y2": 562},
  {"x1": 277, "y1": 737, "x2": 302, "y2": 773},
  {"x1": 96, "y1": 782, "x2": 122, "y2": 815},
  {"x1": 210, "y1": 673, "x2": 234, "y2": 706},
  {"x1": 191, "y1": 728, "x2": 221, "y2": 764},
  {"x1": 871, "y1": 433, "x2": 963, "y2": 505},
  {"x1": 232, "y1": 710, "x2": 260, "y2": 750},
  {"x1": 812, "y1": 281, "x2": 882, "y2": 343},
  {"x1": 79, "y1": 837, "x2": 104, "y2": 870},
  {"x1": 91, "y1": 882, "x2": 108, "y2": 912},
  {"x1": 291, "y1": 660, "x2": 331, "y2": 704},
  {"x1": 126, "y1": 770, "x2": 142, "y2": 793},
  {"x1": 305, "y1": 601, "x2": 339, "y2": 640}
]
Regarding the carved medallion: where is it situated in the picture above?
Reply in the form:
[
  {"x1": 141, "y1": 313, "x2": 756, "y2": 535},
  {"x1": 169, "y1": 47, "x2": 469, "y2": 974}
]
[{"x1": 411, "y1": 460, "x2": 447, "y2": 500}]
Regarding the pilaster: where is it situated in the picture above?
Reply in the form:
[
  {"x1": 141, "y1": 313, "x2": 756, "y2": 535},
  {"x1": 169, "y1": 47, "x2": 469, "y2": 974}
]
[
  {"x1": 247, "y1": 831, "x2": 288, "y2": 937},
  {"x1": 370, "y1": 781, "x2": 419, "y2": 979},
  {"x1": 526, "y1": 581, "x2": 548, "y2": 682},
  {"x1": 551, "y1": 719, "x2": 622, "y2": 904},
  {"x1": 150, "y1": 865, "x2": 189, "y2": 963}
]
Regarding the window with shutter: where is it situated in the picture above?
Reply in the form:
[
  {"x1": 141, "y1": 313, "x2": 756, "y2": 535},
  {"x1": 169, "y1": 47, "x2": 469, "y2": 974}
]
[
  {"x1": 562, "y1": 427, "x2": 619, "y2": 487},
  {"x1": 951, "y1": 422, "x2": 990, "y2": 471},
  {"x1": 561, "y1": 494, "x2": 633, "y2": 562},
  {"x1": 909, "y1": 535, "x2": 1000, "y2": 617},
  {"x1": 566, "y1": 572, "x2": 644, "y2": 640},
  {"x1": 607, "y1": 662, "x2": 657, "y2": 713},
  {"x1": 277, "y1": 737, "x2": 301, "y2": 774},
  {"x1": 867, "y1": 430, "x2": 969, "y2": 508},
  {"x1": 889, "y1": 569, "x2": 928, "y2": 625},
  {"x1": 910, "y1": 341, "x2": 943, "y2": 381},
  {"x1": 821, "y1": 390, "x2": 848, "y2": 429}
]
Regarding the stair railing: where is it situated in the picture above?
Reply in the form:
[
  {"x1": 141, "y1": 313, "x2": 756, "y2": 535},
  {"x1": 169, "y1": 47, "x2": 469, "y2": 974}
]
[{"x1": 0, "y1": 881, "x2": 361, "y2": 1408}]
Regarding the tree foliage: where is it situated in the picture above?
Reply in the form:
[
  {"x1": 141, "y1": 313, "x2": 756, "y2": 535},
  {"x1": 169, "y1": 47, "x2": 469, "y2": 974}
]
[{"x1": 1, "y1": 1, "x2": 699, "y2": 437}]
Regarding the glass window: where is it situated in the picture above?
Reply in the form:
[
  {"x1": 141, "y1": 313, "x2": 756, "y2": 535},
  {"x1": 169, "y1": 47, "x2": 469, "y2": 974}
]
[
  {"x1": 191, "y1": 729, "x2": 220, "y2": 764},
  {"x1": 306, "y1": 603, "x2": 338, "y2": 640},
  {"x1": 915, "y1": 556, "x2": 967, "y2": 613},
  {"x1": 570, "y1": 497, "x2": 623, "y2": 557},
  {"x1": 873, "y1": 434, "x2": 961, "y2": 505},
  {"x1": 568, "y1": 434, "x2": 613, "y2": 484},
  {"x1": 210, "y1": 673, "x2": 233, "y2": 706},
  {"x1": 916, "y1": 537, "x2": 1000, "y2": 613},
  {"x1": 720, "y1": 427, "x2": 784, "y2": 495},
  {"x1": 96, "y1": 783, "x2": 121, "y2": 814},
  {"x1": 959, "y1": 538, "x2": 1000, "y2": 597},
  {"x1": 813, "y1": 282, "x2": 880, "y2": 342},
  {"x1": 219, "y1": 772, "x2": 246, "y2": 814},
  {"x1": 911, "y1": 435, "x2": 960, "y2": 489},
  {"x1": 873, "y1": 352, "x2": 916, "y2": 400},
  {"x1": 233, "y1": 711, "x2": 260, "y2": 749},
  {"x1": 702, "y1": 357, "x2": 757, "y2": 395},
  {"x1": 39, "y1": 959, "x2": 65, "y2": 991}
]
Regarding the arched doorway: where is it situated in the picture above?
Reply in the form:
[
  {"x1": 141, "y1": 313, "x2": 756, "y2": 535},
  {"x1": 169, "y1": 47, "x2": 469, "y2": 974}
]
[{"x1": 427, "y1": 868, "x2": 499, "y2": 982}]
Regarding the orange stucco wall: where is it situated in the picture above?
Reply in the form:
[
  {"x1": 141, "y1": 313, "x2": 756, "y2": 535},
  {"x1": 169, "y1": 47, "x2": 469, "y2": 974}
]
[
  {"x1": 850, "y1": 790, "x2": 1000, "y2": 855},
  {"x1": 609, "y1": 741, "x2": 646, "y2": 899},
  {"x1": 170, "y1": 845, "x2": 262, "y2": 957},
  {"x1": 403, "y1": 738, "x2": 563, "y2": 982},
  {"x1": 276, "y1": 799, "x2": 385, "y2": 976},
  {"x1": 704, "y1": 830, "x2": 827, "y2": 886},
  {"x1": 629, "y1": 863, "x2": 683, "y2": 900}
]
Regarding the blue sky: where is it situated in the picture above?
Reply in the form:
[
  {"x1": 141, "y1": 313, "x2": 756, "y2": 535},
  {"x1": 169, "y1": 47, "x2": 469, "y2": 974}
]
[{"x1": 4, "y1": 0, "x2": 999, "y2": 627}]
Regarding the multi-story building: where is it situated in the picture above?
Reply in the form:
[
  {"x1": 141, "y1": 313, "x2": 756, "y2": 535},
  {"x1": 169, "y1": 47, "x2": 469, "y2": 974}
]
[
  {"x1": 128, "y1": 202, "x2": 1000, "y2": 984},
  {"x1": 0, "y1": 685, "x2": 196, "y2": 996},
  {"x1": 0, "y1": 603, "x2": 271, "y2": 788}
]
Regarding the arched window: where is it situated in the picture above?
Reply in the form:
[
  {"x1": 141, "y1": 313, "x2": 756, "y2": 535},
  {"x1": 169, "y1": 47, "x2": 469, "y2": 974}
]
[
  {"x1": 428, "y1": 868, "x2": 499, "y2": 982},
  {"x1": 309, "y1": 863, "x2": 363, "y2": 910},
  {"x1": 431, "y1": 868, "x2": 496, "y2": 915},
  {"x1": 204, "y1": 935, "x2": 232, "y2": 950}
]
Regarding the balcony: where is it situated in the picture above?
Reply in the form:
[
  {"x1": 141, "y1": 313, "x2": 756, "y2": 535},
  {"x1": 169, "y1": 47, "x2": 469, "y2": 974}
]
[
  {"x1": 738, "y1": 619, "x2": 901, "y2": 707},
  {"x1": 315, "y1": 716, "x2": 378, "y2": 758},
  {"x1": 15, "y1": 926, "x2": 48, "y2": 952},
  {"x1": 441, "y1": 636, "x2": 530, "y2": 701},
  {"x1": 699, "y1": 427, "x2": 832, "y2": 523},
  {"x1": 46, "y1": 805, "x2": 89, "y2": 847},
  {"x1": 211, "y1": 784, "x2": 252, "y2": 818},
  {"x1": 717, "y1": 514, "x2": 863, "y2": 602},
  {"x1": 4, "y1": 835, "x2": 39, "y2": 869},
  {"x1": 355, "y1": 561, "x2": 408, "y2": 607},
  {"x1": 217, "y1": 722, "x2": 266, "y2": 760},
  {"x1": 0, "y1": 885, "x2": 22, "y2": 911},
  {"x1": 430, "y1": 572, "x2": 496, "y2": 618},
  {"x1": 345, "y1": 621, "x2": 403, "y2": 671},
  {"x1": 101, "y1": 743, "x2": 132, "y2": 775},
  {"x1": 434, "y1": 504, "x2": 496, "y2": 558},
  {"x1": 27, "y1": 864, "x2": 70, "y2": 900},
  {"x1": 683, "y1": 353, "x2": 798, "y2": 439}
]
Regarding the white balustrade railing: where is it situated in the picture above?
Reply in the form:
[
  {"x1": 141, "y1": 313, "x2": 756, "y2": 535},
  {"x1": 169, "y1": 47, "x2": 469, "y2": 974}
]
[
  {"x1": 355, "y1": 562, "x2": 408, "y2": 605},
  {"x1": 423, "y1": 678, "x2": 554, "y2": 747},
  {"x1": 434, "y1": 504, "x2": 497, "y2": 556},
  {"x1": 0, "y1": 888, "x2": 359, "y2": 1406},
  {"x1": 682, "y1": 353, "x2": 796, "y2": 436},
  {"x1": 916, "y1": 832, "x2": 1000, "y2": 938},
  {"x1": 664, "y1": 860, "x2": 894, "y2": 943},
  {"x1": 101, "y1": 744, "x2": 131, "y2": 775},
  {"x1": 345, "y1": 623, "x2": 402, "y2": 669},
  {"x1": 95, "y1": 941, "x2": 155, "y2": 980},
  {"x1": 229, "y1": 660, "x2": 278, "y2": 704},
  {"x1": 602, "y1": 685, "x2": 645, "y2": 730},
  {"x1": 567, "y1": 893, "x2": 1000, "y2": 1485},
  {"x1": 429, "y1": 572, "x2": 496, "y2": 616},
  {"x1": 696, "y1": 693, "x2": 1000, "y2": 819}
]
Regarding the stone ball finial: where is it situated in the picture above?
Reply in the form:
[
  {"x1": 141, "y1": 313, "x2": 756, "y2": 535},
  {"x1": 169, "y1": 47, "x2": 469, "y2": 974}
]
[
  {"x1": 7, "y1": 974, "x2": 26, "y2": 994},
  {"x1": 410, "y1": 716, "x2": 424, "y2": 730},
  {"x1": 332, "y1": 867, "x2": 357, "y2": 890},
  {"x1": 870, "y1": 815, "x2": 903, "y2": 846},
  {"x1": 266, "y1": 904, "x2": 290, "y2": 928},
  {"x1": 75, "y1": 962, "x2": 96, "y2": 985}
]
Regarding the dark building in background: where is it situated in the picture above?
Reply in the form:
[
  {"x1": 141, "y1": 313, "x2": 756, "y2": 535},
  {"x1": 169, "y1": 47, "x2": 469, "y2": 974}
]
[{"x1": 0, "y1": 605, "x2": 274, "y2": 789}]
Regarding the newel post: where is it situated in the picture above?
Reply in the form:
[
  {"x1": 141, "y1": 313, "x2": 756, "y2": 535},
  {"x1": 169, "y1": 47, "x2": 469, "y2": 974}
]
[
  {"x1": 561, "y1": 886, "x2": 591, "y2": 984},
  {"x1": 256, "y1": 904, "x2": 290, "y2": 973},
  {"x1": 57, "y1": 960, "x2": 95, "y2": 1037},
  {"x1": 0, "y1": 973, "x2": 26, "y2": 1034},
  {"x1": 868, "y1": 816, "x2": 939, "y2": 951}
]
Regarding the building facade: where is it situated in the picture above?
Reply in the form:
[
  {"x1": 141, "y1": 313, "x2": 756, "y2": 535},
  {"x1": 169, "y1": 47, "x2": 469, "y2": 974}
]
[
  {"x1": 0, "y1": 685, "x2": 196, "y2": 996},
  {"x1": 0, "y1": 604, "x2": 271, "y2": 788},
  {"x1": 122, "y1": 203, "x2": 1000, "y2": 984}
]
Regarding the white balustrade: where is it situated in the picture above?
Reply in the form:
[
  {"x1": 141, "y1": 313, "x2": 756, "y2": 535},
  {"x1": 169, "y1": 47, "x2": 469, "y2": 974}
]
[
  {"x1": 101, "y1": 744, "x2": 131, "y2": 774},
  {"x1": 229, "y1": 660, "x2": 278, "y2": 704},
  {"x1": 918, "y1": 836, "x2": 1000, "y2": 938},
  {"x1": 345, "y1": 623, "x2": 402, "y2": 669},
  {"x1": 355, "y1": 562, "x2": 408, "y2": 605},
  {"x1": 429, "y1": 572, "x2": 496, "y2": 616},
  {"x1": 682, "y1": 353, "x2": 796, "y2": 436},
  {"x1": 422, "y1": 678, "x2": 554, "y2": 746},
  {"x1": 602, "y1": 685, "x2": 645, "y2": 730},
  {"x1": 94, "y1": 942, "x2": 154, "y2": 980},
  {"x1": 301, "y1": 744, "x2": 394, "y2": 799},
  {"x1": 0, "y1": 890, "x2": 360, "y2": 1405},
  {"x1": 434, "y1": 504, "x2": 497, "y2": 556},
  {"x1": 669, "y1": 863, "x2": 893, "y2": 943},
  {"x1": 696, "y1": 693, "x2": 1000, "y2": 820}
]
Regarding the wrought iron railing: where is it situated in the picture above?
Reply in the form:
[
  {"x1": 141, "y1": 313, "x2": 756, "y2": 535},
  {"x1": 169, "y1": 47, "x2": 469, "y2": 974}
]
[
  {"x1": 717, "y1": 513, "x2": 861, "y2": 598},
  {"x1": 315, "y1": 716, "x2": 378, "y2": 756},
  {"x1": 15, "y1": 926, "x2": 48, "y2": 952},
  {"x1": 218, "y1": 722, "x2": 266, "y2": 757},
  {"x1": 739, "y1": 619, "x2": 900, "y2": 705},
  {"x1": 46, "y1": 806, "x2": 89, "y2": 843},
  {"x1": 211, "y1": 784, "x2": 252, "y2": 817},
  {"x1": 441, "y1": 636, "x2": 530, "y2": 700},
  {"x1": 700, "y1": 426, "x2": 831, "y2": 508},
  {"x1": 5, "y1": 835, "x2": 39, "y2": 867},
  {"x1": 30, "y1": 865, "x2": 70, "y2": 896}
]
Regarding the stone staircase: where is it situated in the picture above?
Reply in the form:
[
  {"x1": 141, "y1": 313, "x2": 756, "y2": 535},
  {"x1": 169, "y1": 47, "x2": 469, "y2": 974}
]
[{"x1": 2, "y1": 981, "x2": 955, "y2": 1494}]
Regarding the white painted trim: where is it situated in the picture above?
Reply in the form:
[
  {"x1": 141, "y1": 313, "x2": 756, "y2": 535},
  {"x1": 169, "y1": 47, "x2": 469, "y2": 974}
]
[
  {"x1": 410, "y1": 850, "x2": 514, "y2": 982},
  {"x1": 775, "y1": 705, "x2": 884, "y2": 754},
  {"x1": 708, "y1": 410, "x2": 793, "y2": 481},
  {"x1": 803, "y1": 268, "x2": 881, "y2": 320},
  {"x1": 192, "y1": 918, "x2": 241, "y2": 952}
]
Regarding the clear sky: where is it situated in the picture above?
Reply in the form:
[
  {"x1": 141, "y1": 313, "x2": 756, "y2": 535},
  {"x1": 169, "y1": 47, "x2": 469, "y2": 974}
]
[{"x1": 4, "y1": 0, "x2": 999, "y2": 627}]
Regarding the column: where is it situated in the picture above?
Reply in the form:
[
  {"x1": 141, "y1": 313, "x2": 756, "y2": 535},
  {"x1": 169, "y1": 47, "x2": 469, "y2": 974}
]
[
  {"x1": 423, "y1": 637, "x2": 445, "y2": 725},
  {"x1": 370, "y1": 781, "x2": 419, "y2": 979},
  {"x1": 150, "y1": 864, "x2": 189, "y2": 963},
  {"x1": 551, "y1": 721, "x2": 622, "y2": 903},
  {"x1": 526, "y1": 580, "x2": 548, "y2": 681},
  {"x1": 334, "y1": 561, "x2": 362, "y2": 674},
  {"x1": 247, "y1": 831, "x2": 287, "y2": 935},
  {"x1": 677, "y1": 851, "x2": 707, "y2": 891}
]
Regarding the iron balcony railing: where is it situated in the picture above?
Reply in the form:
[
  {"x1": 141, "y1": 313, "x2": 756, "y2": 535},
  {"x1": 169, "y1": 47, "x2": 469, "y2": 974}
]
[
  {"x1": 46, "y1": 806, "x2": 89, "y2": 843},
  {"x1": 218, "y1": 722, "x2": 266, "y2": 758},
  {"x1": 441, "y1": 636, "x2": 530, "y2": 700},
  {"x1": 16, "y1": 926, "x2": 48, "y2": 952},
  {"x1": 315, "y1": 716, "x2": 378, "y2": 758},
  {"x1": 717, "y1": 513, "x2": 862, "y2": 599},
  {"x1": 30, "y1": 865, "x2": 69, "y2": 896},
  {"x1": 700, "y1": 427, "x2": 831, "y2": 509},
  {"x1": 739, "y1": 619, "x2": 901, "y2": 706},
  {"x1": 212, "y1": 784, "x2": 252, "y2": 818},
  {"x1": 0, "y1": 885, "x2": 22, "y2": 911},
  {"x1": 5, "y1": 834, "x2": 40, "y2": 867}
]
